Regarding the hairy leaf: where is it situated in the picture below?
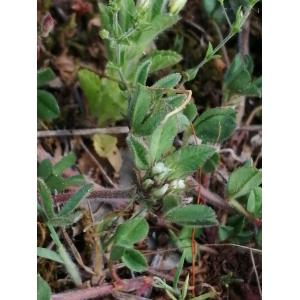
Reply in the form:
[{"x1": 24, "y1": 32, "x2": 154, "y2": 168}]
[
  {"x1": 148, "y1": 50, "x2": 182, "y2": 73},
  {"x1": 37, "y1": 89, "x2": 60, "y2": 121},
  {"x1": 38, "y1": 160, "x2": 53, "y2": 179},
  {"x1": 115, "y1": 217, "x2": 149, "y2": 247},
  {"x1": 58, "y1": 184, "x2": 93, "y2": 217},
  {"x1": 127, "y1": 135, "x2": 149, "y2": 170},
  {"x1": 194, "y1": 107, "x2": 236, "y2": 143},
  {"x1": 37, "y1": 247, "x2": 63, "y2": 264},
  {"x1": 37, "y1": 178, "x2": 55, "y2": 219},
  {"x1": 121, "y1": 248, "x2": 147, "y2": 272},
  {"x1": 37, "y1": 274, "x2": 51, "y2": 300},
  {"x1": 149, "y1": 116, "x2": 177, "y2": 162},
  {"x1": 165, "y1": 205, "x2": 218, "y2": 227},
  {"x1": 247, "y1": 186, "x2": 262, "y2": 217},
  {"x1": 153, "y1": 73, "x2": 182, "y2": 89},
  {"x1": 53, "y1": 152, "x2": 76, "y2": 176},
  {"x1": 227, "y1": 166, "x2": 262, "y2": 199},
  {"x1": 135, "y1": 59, "x2": 152, "y2": 85},
  {"x1": 37, "y1": 68, "x2": 56, "y2": 88},
  {"x1": 165, "y1": 145, "x2": 216, "y2": 179}
]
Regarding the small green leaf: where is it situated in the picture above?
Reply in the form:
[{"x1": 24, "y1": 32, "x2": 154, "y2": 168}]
[
  {"x1": 135, "y1": 59, "x2": 152, "y2": 85},
  {"x1": 153, "y1": 73, "x2": 182, "y2": 89},
  {"x1": 121, "y1": 248, "x2": 147, "y2": 272},
  {"x1": 227, "y1": 166, "x2": 262, "y2": 199},
  {"x1": 218, "y1": 225, "x2": 234, "y2": 241},
  {"x1": 37, "y1": 68, "x2": 56, "y2": 88},
  {"x1": 37, "y1": 274, "x2": 51, "y2": 300},
  {"x1": 173, "y1": 251, "x2": 185, "y2": 289},
  {"x1": 38, "y1": 178, "x2": 55, "y2": 219},
  {"x1": 115, "y1": 217, "x2": 149, "y2": 247},
  {"x1": 78, "y1": 69, "x2": 126, "y2": 126},
  {"x1": 247, "y1": 186, "x2": 262, "y2": 217},
  {"x1": 58, "y1": 184, "x2": 93, "y2": 217},
  {"x1": 37, "y1": 247, "x2": 63, "y2": 264},
  {"x1": 183, "y1": 102, "x2": 198, "y2": 122},
  {"x1": 148, "y1": 50, "x2": 182, "y2": 73},
  {"x1": 182, "y1": 64, "x2": 200, "y2": 82},
  {"x1": 202, "y1": 152, "x2": 220, "y2": 173},
  {"x1": 165, "y1": 204, "x2": 218, "y2": 227},
  {"x1": 110, "y1": 245, "x2": 125, "y2": 261},
  {"x1": 127, "y1": 135, "x2": 150, "y2": 170},
  {"x1": 162, "y1": 194, "x2": 180, "y2": 213},
  {"x1": 63, "y1": 175, "x2": 85, "y2": 187},
  {"x1": 194, "y1": 107, "x2": 236, "y2": 143},
  {"x1": 48, "y1": 211, "x2": 83, "y2": 227},
  {"x1": 46, "y1": 174, "x2": 66, "y2": 193},
  {"x1": 37, "y1": 90, "x2": 60, "y2": 121},
  {"x1": 38, "y1": 160, "x2": 53, "y2": 179},
  {"x1": 53, "y1": 152, "x2": 76, "y2": 176},
  {"x1": 150, "y1": 116, "x2": 177, "y2": 162},
  {"x1": 205, "y1": 42, "x2": 214, "y2": 59},
  {"x1": 129, "y1": 84, "x2": 152, "y2": 134},
  {"x1": 165, "y1": 145, "x2": 216, "y2": 179}
]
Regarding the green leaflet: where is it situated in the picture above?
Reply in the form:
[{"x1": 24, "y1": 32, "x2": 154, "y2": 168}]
[
  {"x1": 164, "y1": 145, "x2": 217, "y2": 179},
  {"x1": 153, "y1": 73, "x2": 182, "y2": 89},
  {"x1": 148, "y1": 50, "x2": 182, "y2": 73},
  {"x1": 37, "y1": 68, "x2": 56, "y2": 88},
  {"x1": 247, "y1": 186, "x2": 262, "y2": 217},
  {"x1": 37, "y1": 275, "x2": 51, "y2": 300},
  {"x1": 129, "y1": 84, "x2": 153, "y2": 134},
  {"x1": 165, "y1": 205, "x2": 218, "y2": 227},
  {"x1": 37, "y1": 89, "x2": 60, "y2": 121},
  {"x1": 58, "y1": 184, "x2": 93, "y2": 217},
  {"x1": 78, "y1": 69, "x2": 127, "y2": 126},
  {"x1": 127, "y1": 135, "x2": 150, "y2": 170},
  {"x1": 37, "y1": 247, "x2": 63, "y2": 264},
  {"x1": 114, "y1": 217, "x2": 149, "y2": 247},
  {"x1": 224, "y1": 54, "x2": 261, "y2": 98},
  {"x1": 52, "y1": 152, "x2": 76, "y2": 176},
  {"x1": 121, "y1": 248, "x2": 147, "y2": 272},
  {"x1": 227, "y1": 166, "x2": 262, "y2": 199},
  {"x1": 37, "y1": 178, "x2": 55, "y2": 219},
  {"x1": 149, "y1": 116, "x2": 177, "y2": 162},
  {"x1": 194, "y1": 107, "x2": 237, "y2": 143},
  {"x1": 134, "y1": 59, "x2": 152, "y2": 85}
]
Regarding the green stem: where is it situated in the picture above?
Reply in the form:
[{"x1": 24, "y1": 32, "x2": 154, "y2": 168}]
[{"x1": 188, "y1": 4, "x2": 253, "y2": 77}]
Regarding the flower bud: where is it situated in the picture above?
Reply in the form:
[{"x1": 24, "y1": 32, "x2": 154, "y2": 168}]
[
  {"x1": 99, "y1": 29, "x2": 110, "y2": 40},
  {"x1": 168, "y1": 0, "x2": 187, "y2": 15},
  {"x1": 170, "y1": 179, "x2": 185, "y2": 190},
  {"x1": 41, "y1": 12, "x2": 55, "y2": 38},
  {"x1": 152, "y1": 162, "x2": 169, "y2": 175},
  {"x1": 142, "y1": 178, "x2": 154, "y2": 189},
  {"x1": 152, "y1": 184, "x2": 169, "y2": 198},
  {"x1": 137, "y1": 0, "x2": 150, "y2": 10}
]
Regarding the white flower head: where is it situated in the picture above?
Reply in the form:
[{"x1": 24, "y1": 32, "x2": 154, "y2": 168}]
[
  {"x1": 152, "y1": 184, "x2": 169, "y2": 198},
  {"x1": 152, "y1": 162, "x2": 170, "y2": 175},
  {"x1": 142, "y1": 178, "x2": 154, "y2": 189},
  {"x1": 170, "y1": 179, "x2": 185, "y2": 190}
]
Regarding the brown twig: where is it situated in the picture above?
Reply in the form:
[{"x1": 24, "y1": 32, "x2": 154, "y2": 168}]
[
  {"x1": 203, "y1": 243, "x2": 262, "y2": 254},
  {"x1": 79, "y1": 138, "x2": 118, "y2": 188},
  {"x1": 52, "y1": 276, "x2": 152, "y2": 300},
  {"x1": 187, "y1": 177, "x2": 230, "y2": 210},
  {"x1": 236, "y1": 125, "x2": 262, "y2": 131},
  {"x1": 52, "y1": 188, "x2": 133, "y2": 211},
  {"x1": 250, "y1": 249, "x2": 262, "y2": 298},
  {"x1": 37, "y1": 127, "x2": 129, "y2": 138}
]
